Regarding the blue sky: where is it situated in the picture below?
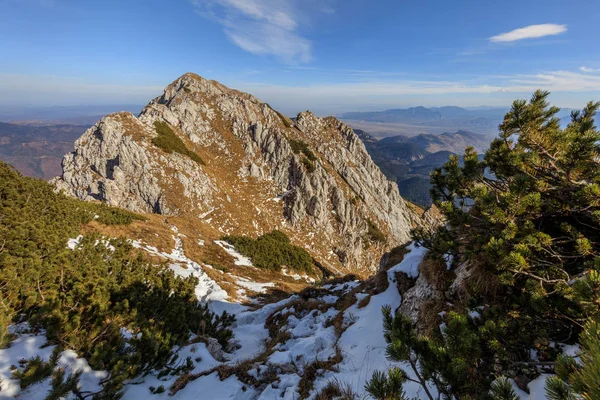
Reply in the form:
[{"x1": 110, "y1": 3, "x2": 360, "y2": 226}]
[{"x1": 1, "y1": 0, "x2": 599, "y2": 114}]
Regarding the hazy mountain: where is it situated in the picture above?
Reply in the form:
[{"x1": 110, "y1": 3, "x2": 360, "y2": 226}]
[
  {"x1": 0, "y1": 122, "x2": 88, "y2": 179},
  {"x1": 0, "y1": 104, "x2": 143, "y2": 123},
  {"x1": 341, "y1": 105, "x2": 577, "y2": 137},
  {"x1": 342, "y1": 106, "x2": 443, "y2": 123},
  {"x1": 356, "y1": 129, "x2": 491, "y2": 206}
]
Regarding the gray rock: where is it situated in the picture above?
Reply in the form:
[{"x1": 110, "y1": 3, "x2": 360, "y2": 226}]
[{"x1": 52, "y1": 73, "x2": 422, "y2": 273}]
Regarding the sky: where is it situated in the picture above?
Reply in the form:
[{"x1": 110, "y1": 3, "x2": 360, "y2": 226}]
[{"x1": 1, "y1": 0, "x2": 600, "y2": 115}]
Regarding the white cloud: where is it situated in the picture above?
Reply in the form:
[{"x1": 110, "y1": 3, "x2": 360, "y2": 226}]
[
  {"x1": 191, "y1": 0, "x2": 331, "y2": 64},
  {"x1": 489, "y1": 24, "x2": 567, "y2": 43},
  {"x1": 233, "y1": 68, "x2": 600, "y2": 113},
  {"x1": 3, "y1": 68, "x2": 599, "y2": 113},
  {"x1": 580, "y1": 66, "x2": 600, "y2": 73}
]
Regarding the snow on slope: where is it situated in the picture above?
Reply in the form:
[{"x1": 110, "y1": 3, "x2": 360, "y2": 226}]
[
  {"x1": 313, "y1": 243, "x2": 432, "y2": 398},
  {"x1": 1, "y1": 244, "x2": 553, "y2": 399},
  {"x1": 0, "y1": 327, "x2": 107, "y2": 399},
  {"x1": 131, "y1": 229, "x2": 229, "y2": 302},
  {"x1": 214, "y1": 240, "x2": 254, "y2": 267}
]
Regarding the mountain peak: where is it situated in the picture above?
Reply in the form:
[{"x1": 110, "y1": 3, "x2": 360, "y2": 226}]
[{"x1": 53, "y1": 74, "x2": 423, "y2": 276}]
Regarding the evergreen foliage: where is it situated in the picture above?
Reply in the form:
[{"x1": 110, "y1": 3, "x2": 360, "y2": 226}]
[
  {"x1": 366, "y1": 219, "x2": 387, "y2": 243},
  {"x1": 489, "y1": 377, "x2": 520, "y2": 400},
  {"x1": 46, "y1": 368, "x2": 83, "y2": 400},
  {"x1": 288, "y1": 138, "x2": 317, "y2": 173},
  {"x1": 288, "y1": 138, "x2": 317, "y2": 161},
  {"x1": 152, "y1": 121, "x2": 205, "y2": 165},
  {"x1": 301, "y1": 156, "x2": 316, "y2": 172},
  {"x1": 545, "y1": 319, "x2": 600, "y2": 400},
  {"x1": 11, "y1": 355, "x2": 54, "y2": 389},
  {"x1": 0, "y1": 161, "x2": 233, "y2": 396},
  {"x1": 223, "y1": 230, "x2": 314, "y2": 272},
  {"x1": 372, "y1": 92, "x2": 600, "y2": 398},
  {"x1": 364, "y1": 368, "x2": 408, "y2": 400}
]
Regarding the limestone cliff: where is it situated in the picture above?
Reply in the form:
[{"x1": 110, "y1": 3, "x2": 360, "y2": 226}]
[{"x1": 53, "y1": 73, "x2": 422, "y2": 274}]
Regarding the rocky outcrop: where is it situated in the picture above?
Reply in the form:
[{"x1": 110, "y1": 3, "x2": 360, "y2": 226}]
[{"x1": 53, "y1": 73, "x2": 422, "y2": 273}]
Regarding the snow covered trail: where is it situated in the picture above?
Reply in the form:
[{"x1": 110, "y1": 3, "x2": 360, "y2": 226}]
[
  {"x1": 1, "y1": 244, "x2": 554, "y2": 399},
  {"x1": 131, "y1": 227, "x2": 229, "y2": 302},
  {"x1": 313, "y1": 243, "x2": 432, "y2": 398}
]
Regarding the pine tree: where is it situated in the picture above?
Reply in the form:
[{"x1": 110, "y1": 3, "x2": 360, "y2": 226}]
[
  {"x1": 0, "y1": 161, "x2": 236, "y2": 397},
  {"x1": 545, "y1": 319, "x2": 600, "y2": 400},
  {"x1": 403, "y1": 91, "x2": 600, "y2": 397},
  {"x1": 490, "y1": 377, "x2": 520, "y2": 400}
]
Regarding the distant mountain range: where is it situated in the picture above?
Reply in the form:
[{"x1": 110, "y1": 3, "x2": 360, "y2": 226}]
[
  {"x1": 340, "y1": 106, "x2": 507, "y2": 135},
  {"x1": 0, "y1": 122, "x2": 88, "y2": 179},
  {"x1": 356, "y1": 129, "x2": 491, "y2": 206},
  {"x1": 342, "y1": 106, "x2": 505, "y2": 123},
  {"x1": 0, "y1": 104, "x2": 143, "y2": 125},
  {"x1": 340, "y1": 105, "x2": 575, "y2": 137}
]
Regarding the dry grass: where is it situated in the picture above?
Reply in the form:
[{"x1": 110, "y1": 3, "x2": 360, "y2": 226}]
[
  {"x1": 357, "y1": 295, "x2": 371, "y2": 309},
  {"x1": 313, "y1": 379, "x2": 359, "y2": 400},
  {"x1": 418, "y1": 300, "x2": 446, "y2": 340},
  {"x1": 395, "y1": 271, "x2": 417, "y2": 297},
  {"x1": 420, "y1": 256, "x2": 454, "y2": 292},
  {"x1": 297, "y1": 347, "x2": 344, "y2": 399},
  {"x1": 463, "y1": 259, "x2": 502, "y2": 301},
  {"x1": 386, "y1": 245, "x2": 409, "y2": 269}
]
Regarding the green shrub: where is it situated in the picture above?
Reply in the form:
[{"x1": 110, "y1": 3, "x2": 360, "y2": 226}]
[
  {"x1": 301, "y1": 157, "x2": 316, "y2": 172},
  {"x1": 46, "y1": 368, "x2": 82, "y2": 400},
  {"x1": 289, "y1": 139, "x2": 317, "y2": 161},
  {"x1": 12, "y1": 356, "x2": 53, "y2": 389},
  {"x1": 366, "y1": 219, "x2": 386, "y2": 243},
  {"x1": 152, "y1": 121, "x2": 205, "y2": 165},
  {"x1": 80, "y1": 200, "x2": 146, "y2": 225},
  {"x1": 0, "y1": 161, "x2": 233, "y2": 397},
  {"x1": 394, "y1": 91, "x2": 600, "y2": 397},
  {"x1": 223, "y1": 230, "x2": 313, "y2": 273}
]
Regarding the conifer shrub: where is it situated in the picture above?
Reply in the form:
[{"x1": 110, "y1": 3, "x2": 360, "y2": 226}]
[
  {"x1": 78, "y1": 200, "x2": 146, "y2": 225},
  {"x1": 288, "y1": 138, "x2": 317, "y2": 173},
  {"x1": 366, "y1": 219, "x2": 386, "y2": 243},
  {"x1": 369, "y1": 91, "x2": 600, "y2": 398},
  {"x1": 46, "y1": 368, "x2": 82, "y2": 400},
  {"x1": 223, "y1": 230, "x2": 314, "y2": 273},
  {"x1": 12, "y1": 356, "x2": 54, "y2": 389},
  {"x1": 301, "y1": 156, "x2": 316, "y2": 172},
  {"x1": 289, "y1": 138, "x2": 317, "y2": 161},
  {"x1": 0, "y1": 161, "x2": 234, "y2": 397},
  {"x1": 152, "y1": 121, "x2": 205, "y2": 165}
]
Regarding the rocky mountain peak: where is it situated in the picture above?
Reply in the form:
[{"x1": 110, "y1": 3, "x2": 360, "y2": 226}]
[{"x1": 52, "y1": 73, "x2": 424, "y2": 275}]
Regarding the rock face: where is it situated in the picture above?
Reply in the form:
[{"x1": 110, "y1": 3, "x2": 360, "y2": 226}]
[{"x1": 53, "y1": 73, "x2": 422, "y2": 274}]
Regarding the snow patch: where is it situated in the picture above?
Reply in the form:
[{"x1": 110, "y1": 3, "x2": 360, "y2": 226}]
[
  {"x1": 67, "y1": 235, "x2": 83, "y2": 250},
  {"x1": 234, "y1": 277, "x2": 275, "y2": 294},
  {"x1": 214, "y1": 240, "x2": 254, "y2": 267}
]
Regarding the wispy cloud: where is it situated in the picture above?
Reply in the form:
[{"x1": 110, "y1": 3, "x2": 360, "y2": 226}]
[
  {"x1": 191, "y1": 0, "x2": 332, "y2": 64},
  {"x1": 489, "y1": 24, "x2": 567, "y2": 43},
  {"x1": 580, "y1": 66, "x2": 600, "y2": 73},
  {"x1": 233, "y1": 68, "x2": 600, "y2": 113}
]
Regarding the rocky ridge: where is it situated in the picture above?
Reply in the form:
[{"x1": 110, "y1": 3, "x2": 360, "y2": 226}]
[{"x1": 53, "y1": 73, "x2": 423, "y2": 275}]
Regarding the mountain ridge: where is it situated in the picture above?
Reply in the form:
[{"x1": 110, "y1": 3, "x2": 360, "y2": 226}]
[{"x1": 52, "y1": 72, "x2": 425, "y2": 277}]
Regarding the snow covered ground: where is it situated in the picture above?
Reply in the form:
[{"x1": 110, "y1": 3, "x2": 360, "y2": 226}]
[
  {"x1": 131, "y1": 230, "x2": 229, "y2": 302},
  {"x1": 2, "y1": 244, "x2": 554, "y2": 399},
  {"x1": 214, "y1": 240, "x2": 254, "y2": 267}
]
